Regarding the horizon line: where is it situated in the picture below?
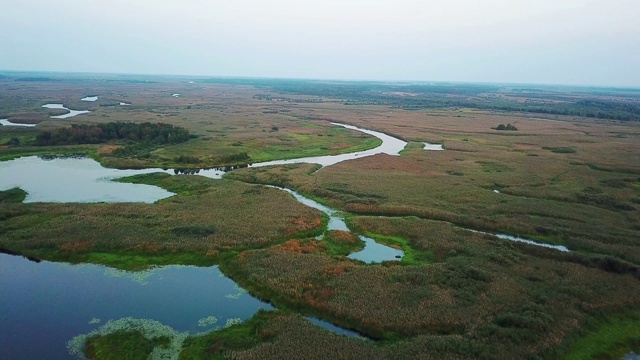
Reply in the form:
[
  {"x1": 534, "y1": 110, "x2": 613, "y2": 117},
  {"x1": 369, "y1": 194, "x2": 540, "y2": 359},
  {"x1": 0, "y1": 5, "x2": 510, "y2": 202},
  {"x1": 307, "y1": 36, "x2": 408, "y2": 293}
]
[{"x1": 1, "y1": 69, "x2": 639, "y2": 90}]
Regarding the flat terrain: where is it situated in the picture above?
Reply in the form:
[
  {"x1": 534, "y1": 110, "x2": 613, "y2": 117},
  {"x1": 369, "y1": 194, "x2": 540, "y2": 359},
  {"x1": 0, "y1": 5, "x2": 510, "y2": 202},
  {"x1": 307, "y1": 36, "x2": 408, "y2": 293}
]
[{"x1": 1, "y1": 74, "x2": 639, "y2": 359}]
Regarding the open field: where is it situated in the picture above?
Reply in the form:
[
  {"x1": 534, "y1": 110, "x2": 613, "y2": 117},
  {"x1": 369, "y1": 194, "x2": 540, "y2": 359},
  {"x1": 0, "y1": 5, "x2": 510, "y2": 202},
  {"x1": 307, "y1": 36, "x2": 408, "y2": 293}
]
[{"x1": 1, "y1": 74, "x2": 639, "y2": 359}]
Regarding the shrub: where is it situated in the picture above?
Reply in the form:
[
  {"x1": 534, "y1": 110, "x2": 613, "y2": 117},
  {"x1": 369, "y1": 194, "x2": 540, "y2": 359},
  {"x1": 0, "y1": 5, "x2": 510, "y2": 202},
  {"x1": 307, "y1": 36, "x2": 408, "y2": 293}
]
[{"x1": 171, "y1": 225, "x2": 216, "y2": 237}]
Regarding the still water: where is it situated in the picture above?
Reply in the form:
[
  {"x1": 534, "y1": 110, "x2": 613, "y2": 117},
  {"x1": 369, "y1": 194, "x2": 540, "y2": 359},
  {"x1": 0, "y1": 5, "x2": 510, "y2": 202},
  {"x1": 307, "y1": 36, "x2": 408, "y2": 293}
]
[
  {"x1": 0, "y1": 119, "x2": 36, "y2": 127},
  {"x1": 0, "y1": 253, "x2": 272, "y2": 359},
  {"x1": 42, "y1": 104, "x2": 90, "y2": 119},
  {"x1": 270, "y1": 186, "x2": 405, "y2": 263},
  {"x1": 252, "y1": 122, "x2": 407, "y2": 169},
  {"x1": 0, "y1": 156, "x2": 174, "y2": 203}
]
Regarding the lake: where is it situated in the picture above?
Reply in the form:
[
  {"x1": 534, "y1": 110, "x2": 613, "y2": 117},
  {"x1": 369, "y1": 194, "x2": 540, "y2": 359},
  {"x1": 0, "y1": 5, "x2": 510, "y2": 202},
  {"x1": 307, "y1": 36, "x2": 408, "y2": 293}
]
[
  {"x1": 0, "y1": 156, "x2": 174, "y2": 203},
  {"x1": 0, "y1": 253, "x2": 272, "y2": 359}
]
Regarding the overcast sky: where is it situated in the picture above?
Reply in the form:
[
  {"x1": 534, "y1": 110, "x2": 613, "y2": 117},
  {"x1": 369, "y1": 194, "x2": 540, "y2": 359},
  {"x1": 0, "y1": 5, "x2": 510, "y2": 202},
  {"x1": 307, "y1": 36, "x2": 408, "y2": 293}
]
[{"x1": 1, "y1": 0, "x2": 639, "y2": 86}]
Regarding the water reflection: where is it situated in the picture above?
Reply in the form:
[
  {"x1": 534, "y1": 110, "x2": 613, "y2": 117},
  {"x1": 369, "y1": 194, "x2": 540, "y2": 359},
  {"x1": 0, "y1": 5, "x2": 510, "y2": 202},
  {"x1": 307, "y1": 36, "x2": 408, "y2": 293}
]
[{"x1": 172, "y1": 164, "x2": 249, "y2": 178}]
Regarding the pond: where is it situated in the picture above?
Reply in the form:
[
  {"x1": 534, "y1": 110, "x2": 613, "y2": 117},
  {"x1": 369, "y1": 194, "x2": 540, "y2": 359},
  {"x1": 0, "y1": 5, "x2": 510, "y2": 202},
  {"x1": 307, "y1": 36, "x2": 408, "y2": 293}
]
[
  {"x1": 0, "y1": 253, "x2": 273, "y2": 359},
  {"x1": 423, "y1": 142, "x2": 444, "y2": 151},
  {"x1": 80, "y1": 96, "x2": 98, "y2": 102},
  {"x1": 0, "y1": 156, "x2": 174, "y2": 203}
]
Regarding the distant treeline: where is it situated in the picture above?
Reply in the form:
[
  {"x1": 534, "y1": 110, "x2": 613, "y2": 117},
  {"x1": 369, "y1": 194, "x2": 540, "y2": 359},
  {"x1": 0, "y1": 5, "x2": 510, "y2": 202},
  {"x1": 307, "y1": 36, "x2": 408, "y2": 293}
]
[
  {"x1": 35, "y1": 122, "x2": 190, "y2": 146},
  {"x1": 205, "y1": 78, "x2": 640, "y2": 121}
]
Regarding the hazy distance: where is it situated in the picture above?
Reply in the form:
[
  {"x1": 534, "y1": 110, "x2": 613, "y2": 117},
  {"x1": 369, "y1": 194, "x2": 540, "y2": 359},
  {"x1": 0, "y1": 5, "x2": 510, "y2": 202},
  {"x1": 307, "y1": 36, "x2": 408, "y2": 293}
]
[{"x1": 1, "y1": 0, "x2": 639, "y2": 87}]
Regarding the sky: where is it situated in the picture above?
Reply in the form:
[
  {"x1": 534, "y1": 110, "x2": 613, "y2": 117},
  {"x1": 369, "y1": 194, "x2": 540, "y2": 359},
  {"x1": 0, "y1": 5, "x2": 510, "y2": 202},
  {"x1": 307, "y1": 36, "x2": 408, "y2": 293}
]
[{"x1": 1, "y1": 0, "x2": 639, "y2": 86}]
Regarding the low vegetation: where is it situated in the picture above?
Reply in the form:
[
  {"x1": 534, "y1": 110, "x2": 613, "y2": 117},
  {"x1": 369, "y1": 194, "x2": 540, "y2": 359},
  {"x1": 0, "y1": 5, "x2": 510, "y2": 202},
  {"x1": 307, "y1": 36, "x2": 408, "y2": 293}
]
[{"x1": 0, "y1": 76, "x2": 639, "y2": 359}]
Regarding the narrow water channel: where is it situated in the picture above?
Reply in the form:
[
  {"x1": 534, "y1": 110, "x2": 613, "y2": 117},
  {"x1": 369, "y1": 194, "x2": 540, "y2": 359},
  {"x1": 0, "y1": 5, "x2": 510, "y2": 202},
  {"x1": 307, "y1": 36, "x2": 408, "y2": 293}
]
[
  {"x1": 268, "y1": 186, "x2": 404, "y2": 263},
  {"x1": 42, "y1": 104, "x2": 90, "y2": 119},
  {"x1": 1, "y1": 119, "x2": 36, "y2": 127}
]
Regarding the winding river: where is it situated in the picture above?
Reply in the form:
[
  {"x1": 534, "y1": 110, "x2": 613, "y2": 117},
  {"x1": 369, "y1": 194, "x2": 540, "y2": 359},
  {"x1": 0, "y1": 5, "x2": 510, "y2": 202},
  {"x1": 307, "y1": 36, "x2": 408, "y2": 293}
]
[
  {"x1": 42, "y1": 103, "x2": 90, "y2": 119},
  {"x1": 0, "y1": 119, "x2": 36, "y2": 127}
]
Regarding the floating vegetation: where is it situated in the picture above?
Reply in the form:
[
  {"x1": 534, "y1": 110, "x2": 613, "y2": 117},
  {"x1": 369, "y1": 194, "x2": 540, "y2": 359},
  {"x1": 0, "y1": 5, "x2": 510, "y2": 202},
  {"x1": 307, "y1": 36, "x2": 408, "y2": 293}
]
[
  {"x1": 88, "y1": 318, "x2": 101, "y2": 325},
  {"x1": 225, "y1": 284, "x2": 248, "y2": 300},
  {"x1": 68, "y1": 317, "x2": 187, "y2": 360},
  {"x1": 225, "y1": 318, "x2": 243, "y2": 328},
  {"x1": 197, "y1": 316, "x2": 218, "y2": 327}
]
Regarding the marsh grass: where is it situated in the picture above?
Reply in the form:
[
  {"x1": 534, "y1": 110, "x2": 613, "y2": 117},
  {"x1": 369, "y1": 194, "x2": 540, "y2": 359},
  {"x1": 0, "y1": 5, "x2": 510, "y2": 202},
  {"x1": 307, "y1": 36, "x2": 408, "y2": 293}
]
[
  {"x1": 562, "y1": 312, "x2": 640, "y2": 360},
  {"x1": 2, "y1": 78, "x2": 640, "y2": 359},
  {"x1": 84, "y1": 330, "x2": 170, "y2": 360},
  {"x1": 0, "y1": 188, "x2": 27, "y2": 203},
  {"x1": 179, "y1": 310, "x2": 277, "y2": 360},
  {"x1": 0, "y1": 175, "x2": 325, "y2": 270}
]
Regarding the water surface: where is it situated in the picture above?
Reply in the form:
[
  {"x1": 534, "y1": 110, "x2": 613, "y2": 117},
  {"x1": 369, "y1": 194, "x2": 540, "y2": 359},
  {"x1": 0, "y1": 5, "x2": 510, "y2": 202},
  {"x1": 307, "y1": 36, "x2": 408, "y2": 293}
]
[
  {"x1": 252, "y1": 122, "x2": 407, "y2": 169},
  {"x1": 0, "y1": 156, "x2": 173, "y2": 203},
  {"x1": 42, "y1": 104, "x2": 90, "y2": 119},
  {"x1": 270, "y1": 185, "x2": 404, "y2": 263},
  {"x1": 467, "y1": 229, "x2": 569, "y2": 252},
  {"x1": 80, "y1": 96, "x2": 98, "y2": 102},
  {"x1": 0, "y1": 119, "x2": 35, "y2": 127},
  {"x1": 348, "y1": 236, "x2": 404, "y2": 263},
  {"x1": 423, "y1": 142, "x2": 444, "y2": 151},
  {"x1": 0, "y1": 253, "x2": 272, "y2": 360}
]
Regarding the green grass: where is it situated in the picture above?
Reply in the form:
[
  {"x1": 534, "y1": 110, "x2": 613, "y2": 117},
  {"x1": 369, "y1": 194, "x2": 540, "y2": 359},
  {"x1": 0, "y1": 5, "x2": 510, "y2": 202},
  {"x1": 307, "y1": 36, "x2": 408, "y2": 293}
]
[
  {"x1": 323, "y1": 230, "x2": 365, "y2": 256},
  {"x1": 0, "y1": 188, "x2": 27, "y2": 203},
  {"x1": 84, "y1": 330, "x2": 170, "y2": 360},
  {"x1": 151, "y1": 126, "x2": 382, "y2": 167},
  {"x1": 115, "y1": 172, "x2": 212, "y2": 196},
  {"x1": 358, "y1": 232, "x2": 419, "y2": 265},
  {"x1": 246, "y1": 133, "x2": 382, "y2": 163},
  {"x1": 563, "y1": 313, "x2": 640, "y2": 360},
  {"x1": 179, "y1": 310, "x2": 277, "y2": 359}
]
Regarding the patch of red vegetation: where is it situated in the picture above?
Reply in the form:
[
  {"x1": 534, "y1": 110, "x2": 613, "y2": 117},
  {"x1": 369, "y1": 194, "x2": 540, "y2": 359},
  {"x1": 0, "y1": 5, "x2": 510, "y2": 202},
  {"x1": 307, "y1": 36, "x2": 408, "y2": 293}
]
[
  {"x1": 98, "y1": 145, "x2": 123, "y2": 155},
  {"x1": 323, "y1": 264, "x2": 347, "y2": 276},
  {"x1": 273, "y1": 239, "x2": 325, "y2": 254},
  {"x1": 284, "y1": 216, "x2": 322, "y2": 236},
  {"x1": 327, "y1": 230, "x2": 359, "y2": 244}
]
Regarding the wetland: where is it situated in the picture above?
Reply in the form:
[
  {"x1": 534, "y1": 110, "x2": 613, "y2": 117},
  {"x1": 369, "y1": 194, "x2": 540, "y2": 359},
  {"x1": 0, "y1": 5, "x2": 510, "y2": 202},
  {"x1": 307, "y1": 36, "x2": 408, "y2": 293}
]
[{"x1": 1, "y1": 74, "x2": 639, "y2": 359}]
